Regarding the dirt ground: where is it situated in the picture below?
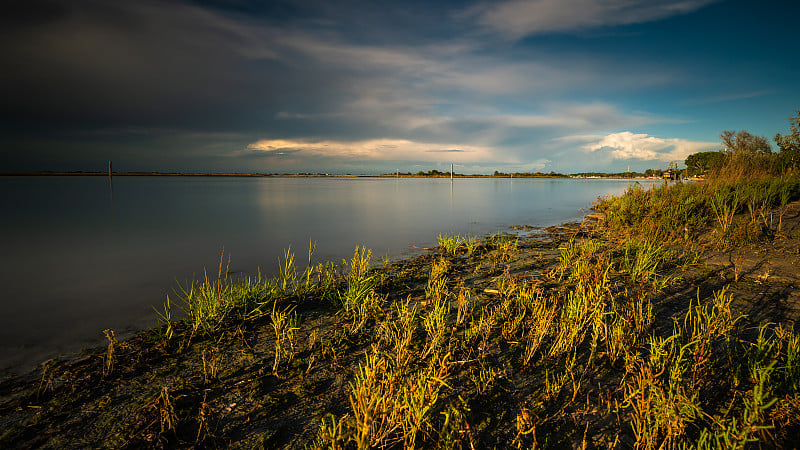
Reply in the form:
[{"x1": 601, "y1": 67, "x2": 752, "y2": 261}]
[{"x1": 2, "y1": 201, "x2": 800, "y2": 448}]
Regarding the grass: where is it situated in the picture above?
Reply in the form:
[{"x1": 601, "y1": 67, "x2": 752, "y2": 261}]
[
  {"x1": 270, "y1": 301, "x2": 299, "y2": 374},
  {"x1": 595, "y1": 175, "x2": 800, "y2": 248},
  {"x1": 5, "y1": 161, "x2": 800, "y2": 448}
]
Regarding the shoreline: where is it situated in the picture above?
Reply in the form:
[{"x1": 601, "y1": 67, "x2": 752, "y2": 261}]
[
  {"x1": 0, "y1": 171, "x2": 660, "y2": 180},
  {"x1": 2, "y1": 181, "x2": 800, "y2": 447}
]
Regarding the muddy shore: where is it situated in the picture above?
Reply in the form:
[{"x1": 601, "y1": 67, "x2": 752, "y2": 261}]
[{"x1": 2, "y1": 202, "x2": 800, "y2": 448}]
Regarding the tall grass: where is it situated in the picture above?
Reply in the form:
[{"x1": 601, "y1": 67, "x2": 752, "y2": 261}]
[{"x1": 596, "y1": 176, "x2": 800, "y2": 245}]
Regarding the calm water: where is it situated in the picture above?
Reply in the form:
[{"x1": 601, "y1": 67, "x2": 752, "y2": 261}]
[{"x1": 0, "y1": 176, "x2": 656, "y2": 373}]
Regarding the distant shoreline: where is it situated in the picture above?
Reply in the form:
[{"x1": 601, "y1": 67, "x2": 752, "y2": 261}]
[{"x1": 0, "y1": 171, "x2": 661, "y2": 180}]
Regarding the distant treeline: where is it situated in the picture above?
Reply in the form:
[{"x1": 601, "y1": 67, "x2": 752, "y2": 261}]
[
  {"x1": 571, "y1": 170, "x2": 664, "y2": 178},
  {"x1": 387, "y1": 170, "x2": 570, "y2": 178}
]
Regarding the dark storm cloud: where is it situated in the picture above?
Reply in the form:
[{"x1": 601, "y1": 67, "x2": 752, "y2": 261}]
[
  {"x1": 0, "y1": 0, "x2": 70, "y2": 29},
  {"x1": 0, "y1": 0, "x2": 356, "y2": 133}
]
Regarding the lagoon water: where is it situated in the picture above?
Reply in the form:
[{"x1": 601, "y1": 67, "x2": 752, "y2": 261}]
[{"x1": 0, "y1": 176, "x2": 657, "y2": 373}]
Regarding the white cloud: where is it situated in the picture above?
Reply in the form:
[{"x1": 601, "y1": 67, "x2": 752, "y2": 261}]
[
  {"x1": 582, "y1": 131, "x2": 716, "y2": 161},
  {"x1": 246, "y1": 138, "x2": 499, "y2": 163},
  {"x1": 472, "y1": 0, "x2": 717, "y2": 39}
]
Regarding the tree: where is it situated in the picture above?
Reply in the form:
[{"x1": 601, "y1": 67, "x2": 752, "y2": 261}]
[
  {"x1": 719, "y1": 130, "x2": 772, "y2": 155},
  {"x1": 685, "y1": 151, "x2": 726, "y2": 173},
  {"x1": 774, "y1": 110, "x2": 800, "y2": 153}
]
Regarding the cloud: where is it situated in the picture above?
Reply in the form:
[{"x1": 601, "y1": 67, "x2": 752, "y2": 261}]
[
  {"x1": 245, "y1": 138, "x2": 498, "y2": 162},
  {"x1": 581, "y1": 131, "x2": 717, "y2": 161},
  {"x1": 471, "y1": 0, "x2": 717, "y2": 39}
]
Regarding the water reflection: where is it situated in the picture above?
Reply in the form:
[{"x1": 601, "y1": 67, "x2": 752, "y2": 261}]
[{"x1": 0, "y1": 176, "x2": 657, "y2": 373}]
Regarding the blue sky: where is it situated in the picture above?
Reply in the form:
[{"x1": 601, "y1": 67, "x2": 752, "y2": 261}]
[{"x1": 1, "y1": 0, "x2": 798, "y2": 174}]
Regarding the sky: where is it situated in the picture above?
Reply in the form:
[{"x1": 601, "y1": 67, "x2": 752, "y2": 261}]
[{"x1": 1, "y1": 0, "x2": 799, "y2": 174}]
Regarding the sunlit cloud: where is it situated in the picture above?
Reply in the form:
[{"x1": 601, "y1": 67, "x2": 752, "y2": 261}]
[
  {"x1": 581, "y1": 132, "x2": 717, "y2": 161},
  {"x1": 246, "y1": 138, "x2": 498, "y2": 163},
  {"x1": 470, "y1": 0, "x2": 718, "y2": 39}
]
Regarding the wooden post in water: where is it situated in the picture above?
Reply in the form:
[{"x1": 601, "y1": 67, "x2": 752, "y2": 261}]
[
  {"x1": 108, "y1": 160, "x2": 114, "y2": 206},
  {"x1": 450, "y1": 163, "x2": 454, "y2": 181}
]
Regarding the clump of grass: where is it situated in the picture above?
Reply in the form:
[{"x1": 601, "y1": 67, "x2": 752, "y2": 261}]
[
  {"x1": 618, "y1": 287, "x2": 800, "y2": 448},
  {"x1": 336, "y1": 246, "x2": 383, "y2": 333},
  {"x1": 174, "y1": 246, "x2": 316, "y2": 335},
  {"x1": 620, "y1": 238, "x2": 672, "y2": 287},
  {"x1": 317, "y1": 346, "x2": 451, "y2": 448},
  {"x1": 270, "y1": 301, "x2": 299, "y2": 374},
  {"x1": 436, "y1": 234, "x2": 463, "y2": 256},
  {"x1": 153, "y1": 296, "x2": 175, "y2": 343},
  {"x1": 485, "y1": 234, "x2": 518, "y2": 262},
  {"x1": 336, "y1": 246, "x2": 376, "y2": 311},
  {"x1": 425, "y1": 257, "x2": 449, "y2": 302},
  {"x1": 464, "y1": 235, "x2": 480, "y2": 256}
]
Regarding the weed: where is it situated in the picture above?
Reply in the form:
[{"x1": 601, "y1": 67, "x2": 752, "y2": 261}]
[
  {"x1": 103, "y1": 329, "x2": 117, "y2": 377},
  {"x1": 201, "y1": 348, "x2": 219, "y2": 384},
  {"x1": 196, "y1": 390, "x2": 213, "y2": 444},
  {"x1": 37, "y1": 359, "x2": 57, "y2": 398},
  {"x1": 422, "y1": 292, "x2": 450, "y2": 358},
  {"x1": 153, "y1": 296, "x2": 175, "y2": 343},
  {"x1": 437, "y1": 234, "x2": 463, "y2": 256},
  {"x1": 158, "y1": 386, "x2": 178, "y2": 436},
  {"x1": 437, "y1": 399, "x2": 471, "y2": 449},
  {"x1": 621, "y1": 239, "x2": 668, "y2": 285},
  {"x1": 454, "y1": 285, "x2": 473, "y2": 326},
  {"x1": 464, "y1": 235, "x2": 480, "y2": 256},
  {"x1": 331, "y1": 345, "x2": 451, "y2": 448},
  {"x1": 486, "y1": 234, "x2": 519, "y2": 262},
  {"x1": 337, "y1": 247, "x2": 377, "y2": 312},
  {"x1": 271, "y1": 301, "x2": 300, "y2": 375}
]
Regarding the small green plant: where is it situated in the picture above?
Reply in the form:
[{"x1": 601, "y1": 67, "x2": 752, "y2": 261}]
[
  {"x1": 337, "y1": 246, "x2": 377, "y2": 312},
  {"x1": 621, "y1": 239, "x2": 667, "y2": 285},
  {"x1": 436, "y1": 234, "x2": 463, "y2": 255},
  {"x1": 483, "y1": 233, "x2": 519, "y2": 263},
  {"x1": 455, "y1": 285, "x2": 473, "y2": 325},
  {"x1": 271, "y1": 301, "x2": 299, "y2": 374},
  {"x1": 153, "y1": 295, "x2": 175, "y2": 343},
  {"x1": 464, "y1": 235, "x2": 480, "y2": 256},
  {"x1": 201, "y1": 347, "x2": 219, "y2": 384},
  {"x1": 422, "y1": 291, "x2": 450, "y2": 357},
  {"x1": 158, "y1": 386, "x2": 178, "y2": 435}
]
